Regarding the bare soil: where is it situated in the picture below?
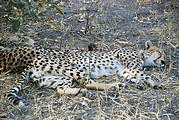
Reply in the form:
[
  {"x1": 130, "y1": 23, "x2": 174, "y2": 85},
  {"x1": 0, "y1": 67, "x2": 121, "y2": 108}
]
[{"x1": 0, "y1": 0, "x2": 178, "y2": 120}]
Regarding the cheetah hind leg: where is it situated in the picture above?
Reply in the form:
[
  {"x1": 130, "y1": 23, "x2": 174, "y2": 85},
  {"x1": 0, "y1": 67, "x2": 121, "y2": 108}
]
[{"x1": 39, "y1": 75, "x2": 81, "y2": 95}]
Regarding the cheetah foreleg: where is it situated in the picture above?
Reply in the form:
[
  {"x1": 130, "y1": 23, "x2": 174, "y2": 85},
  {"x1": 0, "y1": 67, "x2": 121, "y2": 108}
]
[{"x1": 121, "y1": 68, "x2": 156, "y2": 89}]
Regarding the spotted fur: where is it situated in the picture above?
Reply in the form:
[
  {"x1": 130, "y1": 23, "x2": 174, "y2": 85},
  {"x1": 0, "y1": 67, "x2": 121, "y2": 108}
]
[{"x1": 0, "y1": 41, "x2": 166, "y2": 107}]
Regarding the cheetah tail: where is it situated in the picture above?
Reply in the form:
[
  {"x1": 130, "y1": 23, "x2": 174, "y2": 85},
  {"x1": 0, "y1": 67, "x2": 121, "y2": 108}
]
[{"x1": 6, "y1": 70, "x2": 30, "y2": 107}]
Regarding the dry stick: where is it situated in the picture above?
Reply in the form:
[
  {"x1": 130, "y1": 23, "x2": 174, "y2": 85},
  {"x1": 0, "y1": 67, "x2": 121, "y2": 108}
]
[
  {"x1": 59, "y1": 16, "x2": 71, "y2": 50},
  {"x1": 85, "y1": 9, "x2": 90, "y2": 34},
  {"x1": 116, "y1": 41, "x2": 133, "y2": 45},
  {"x1": 85, "y1": 81, "x2": 118, "y2": 91}
]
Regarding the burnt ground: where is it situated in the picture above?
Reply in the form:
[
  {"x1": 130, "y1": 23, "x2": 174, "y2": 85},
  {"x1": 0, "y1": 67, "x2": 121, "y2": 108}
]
[{"x1": 0, "y1": 0, "x2": 178, "y2": 120}]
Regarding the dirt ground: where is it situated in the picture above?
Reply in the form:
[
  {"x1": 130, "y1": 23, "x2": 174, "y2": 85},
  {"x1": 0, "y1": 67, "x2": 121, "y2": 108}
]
[{"x1": 0, "y1": 0, "x2": 178, "y2": 120}]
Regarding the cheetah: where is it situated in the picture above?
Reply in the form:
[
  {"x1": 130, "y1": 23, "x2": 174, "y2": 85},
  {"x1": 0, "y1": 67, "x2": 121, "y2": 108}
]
[{"x1": 0, "y1": 41, "x2": 166, "y2": 107}]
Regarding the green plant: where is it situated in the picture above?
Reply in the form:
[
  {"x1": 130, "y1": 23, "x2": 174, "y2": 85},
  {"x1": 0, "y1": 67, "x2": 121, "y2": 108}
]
[{"x1": 0, "y1": 0, "x2": 64, "y2": 32}]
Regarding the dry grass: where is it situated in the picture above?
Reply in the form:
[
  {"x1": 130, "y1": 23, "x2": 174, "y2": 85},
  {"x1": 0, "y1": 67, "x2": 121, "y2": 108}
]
[{"x1": 0, "y1": 0, "x2": 178, "y2": 120}]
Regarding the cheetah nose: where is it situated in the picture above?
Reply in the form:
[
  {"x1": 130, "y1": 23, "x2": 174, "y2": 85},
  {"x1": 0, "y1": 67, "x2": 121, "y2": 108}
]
[
  {"x1": 161, "y1": 60, "x2": 165, "y2": 66},
  {"x1": 161, "y1": 60, "x2": 165, "y2": 67}
]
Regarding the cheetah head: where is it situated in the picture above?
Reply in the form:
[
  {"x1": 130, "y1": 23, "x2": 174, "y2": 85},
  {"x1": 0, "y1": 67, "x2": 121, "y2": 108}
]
[{"x1": 142, "y1": 41, "x2": 166, "y2": 68}]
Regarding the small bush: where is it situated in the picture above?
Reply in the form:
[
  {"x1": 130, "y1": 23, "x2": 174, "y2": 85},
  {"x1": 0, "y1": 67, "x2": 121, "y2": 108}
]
[{"x1": 0, "y1": 0, "x2": 64, "y2": 32}]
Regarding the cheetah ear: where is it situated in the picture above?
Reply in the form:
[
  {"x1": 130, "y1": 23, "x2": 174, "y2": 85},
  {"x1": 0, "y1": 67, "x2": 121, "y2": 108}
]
[{"x1": 145, "y1": 40, "x2": 153, "y2": 50}]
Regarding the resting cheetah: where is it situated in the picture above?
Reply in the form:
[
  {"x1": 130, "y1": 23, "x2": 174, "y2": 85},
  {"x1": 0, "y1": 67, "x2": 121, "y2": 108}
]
[{"x1": 0, "y1": 41, "x2": 165, "y2": 107}]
